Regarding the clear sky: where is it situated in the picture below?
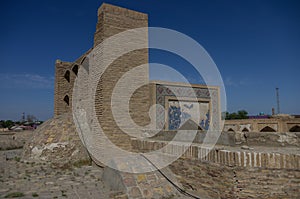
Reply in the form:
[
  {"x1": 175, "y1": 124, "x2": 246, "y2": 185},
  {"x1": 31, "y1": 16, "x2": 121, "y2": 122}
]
[{"x1": 0, "y1": 0, "x2": 299, "y2": 121}]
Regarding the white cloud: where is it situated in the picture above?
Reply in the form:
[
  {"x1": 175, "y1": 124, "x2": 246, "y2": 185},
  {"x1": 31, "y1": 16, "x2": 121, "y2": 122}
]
[
  {"x1": 224, "y1": 76, "x2": 253, "y2": 87},
  {"x1": 0, "y1": 73, "x2": 54, "y2": 89},
  {"x1": 224, "y1": 77, "x2": 236, "y2": 86}
]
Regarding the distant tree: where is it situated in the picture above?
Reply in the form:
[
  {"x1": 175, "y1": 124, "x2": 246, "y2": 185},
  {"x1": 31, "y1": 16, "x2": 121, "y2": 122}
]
[
  {"x1": 237, "y1": 110, "x2": 248, "y2": 119},
  {"x1": 225, "y1": 112, "x2": 233, "y2": 120},
  {"x1": 1, "y1": 120, "x2": 14, "y2": 128},
  {"x1": 225, "y1": 112, "x2": 229, "y2": 119},
  {"x1": 226, "y1": 110, "x2": 249, "y2": 120},
  {"x1": 26, "y1": 115, "x2": 37, "y2": 123},
  {"x1": 231, "y1": 112, "x2": 238, "y2": 119}
]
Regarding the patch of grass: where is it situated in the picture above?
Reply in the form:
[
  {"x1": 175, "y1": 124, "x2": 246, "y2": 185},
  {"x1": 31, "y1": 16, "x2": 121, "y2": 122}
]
[
  {"x1": 32, "y1": 192, "x2": 39, "y2": 197},
  {"x1": 57, "y1": 163, "x2": 72, "y2": 170},
  {"x1": 14, "y1": 157, "x2": 21, "y2": 162},
  {"x1": 61, "y1": 190, "x2": 67, "y2": 197},
  {"x1": 72, "y1": 159, "x2": 92, "y2": 168},
  {"x1": 4, "y1": 192, "x2": 25, "y2": 198}
]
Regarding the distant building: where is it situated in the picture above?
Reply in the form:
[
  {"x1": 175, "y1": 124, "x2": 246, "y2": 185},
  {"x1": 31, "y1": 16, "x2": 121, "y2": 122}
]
[{"x1": 224, "y1": 114, "x2": 300, "y2": 132}]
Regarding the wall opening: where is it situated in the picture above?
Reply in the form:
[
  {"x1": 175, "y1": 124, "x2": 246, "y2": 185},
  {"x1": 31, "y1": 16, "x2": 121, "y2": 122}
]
[
  {"x1": 64, "y1": 70, "x2": 70, "y2": 82},
  {"x1": 260, "y1": 126, "x2": 276, "y2": 132},
  {"x1": 64, "y1": 95, "x2": 69, "y2": 106},
  {"x1": 289, "y1": 125, "x2": 300, "y2": 132},
  {"x1": 242, "y1": 128, "x2": 249, "y2": 132},
  {"x1": 72, "y1": 65, "x2": 79, "y2": 76}
]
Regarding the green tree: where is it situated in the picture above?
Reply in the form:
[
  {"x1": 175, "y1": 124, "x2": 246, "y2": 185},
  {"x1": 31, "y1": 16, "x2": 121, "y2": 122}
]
[
  {"x1": 1, "y1": 120, "x2": 14, "y2": 128},
  {"x1": 26, "y1": 115, "x2": 37, "y2": 123},
  {"x1": 237, "y1": 110, "x2": 248, "y2": 119},
  {"x1": 225, "y1": 110, "x2": 249, "y2": 120}
]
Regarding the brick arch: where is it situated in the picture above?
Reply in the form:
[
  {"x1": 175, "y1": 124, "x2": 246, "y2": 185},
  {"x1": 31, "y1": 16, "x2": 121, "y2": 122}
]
[
  {"x1": 64, "y1": 70, "x2": 70, "y2": 82},
  {"x1": 72, "y1": 65, "x2": 79, "y2": 76},
  {"x1": 242, "y1": 127, "x2": 249, "y2": 132},
  {"x1": 63, "y1": 95, "x2": 69, "y2": 106},
  {"x1": 289, "y1": 125, "x2": 300, "y2": 132},
  {"x1": 227, "y1": 128, "x2": 235, "y2": 132},
  {"x1": 260, "y1": 126, "x2": 276, "y2": 132}
]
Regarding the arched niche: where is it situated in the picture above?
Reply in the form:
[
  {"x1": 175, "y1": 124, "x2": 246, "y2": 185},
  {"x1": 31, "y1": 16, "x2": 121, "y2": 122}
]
[
  {"x1": 260, "y1": 126, "x2": 276, "y2": 132},
  {"x1": 63, "y1": 95, "x2": 69, "y2": 106},
  {"x1": 242, "y1": 128, "x2": 249, "y2": 132},
  {"x1": 64, "y1": 70, "x2": 70, "y2": 82},
  {"x1": 227, "y1": 128, "x2": 235, "y2": 132},
  {"x1": 289, "y1": 125, "x2": 300, "y2": 132},
  {"x1": 72, "y1": 65, "x2": 79, "y2": 76}
]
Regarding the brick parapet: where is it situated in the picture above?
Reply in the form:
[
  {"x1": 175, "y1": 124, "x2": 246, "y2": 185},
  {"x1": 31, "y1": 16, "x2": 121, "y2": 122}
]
[{"x1": 132, "y1": 139, "x2": 300, "y2": 170}]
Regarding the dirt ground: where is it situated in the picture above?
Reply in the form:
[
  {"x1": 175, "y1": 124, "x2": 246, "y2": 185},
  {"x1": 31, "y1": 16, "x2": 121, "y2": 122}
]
[{"x1": 0, "y1": 149, "x2": 122, "y2": 199}]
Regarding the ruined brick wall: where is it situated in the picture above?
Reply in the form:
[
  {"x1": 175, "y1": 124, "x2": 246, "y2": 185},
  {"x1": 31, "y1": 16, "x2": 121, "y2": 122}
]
[
  {"x1": 54, "y1": 60, "x2": 75, "y2": 116},
  {"x1": 94, "y1": 3, "x2": 148, "y2": 47},
  {"x1": 54, "y1": 50, "x2": 90, "y2": 117},
  {"x1": 94, "y1": 4, "x2": 150, "y2": 150},
  {"x1": 54, "y1": 4, "x2": 150, "y2": 150},
  {"x1": 169, "y1": 158, "x2": 300, "y2": 199},
  {"x1": 132, "y1": 139, "x2": 300, "y2": 170}
]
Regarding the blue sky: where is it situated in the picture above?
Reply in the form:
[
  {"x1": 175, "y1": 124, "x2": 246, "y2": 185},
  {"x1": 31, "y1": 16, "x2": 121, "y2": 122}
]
[{"x1": 0, "y1": 0, "x2": 299, "y2": 121}]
